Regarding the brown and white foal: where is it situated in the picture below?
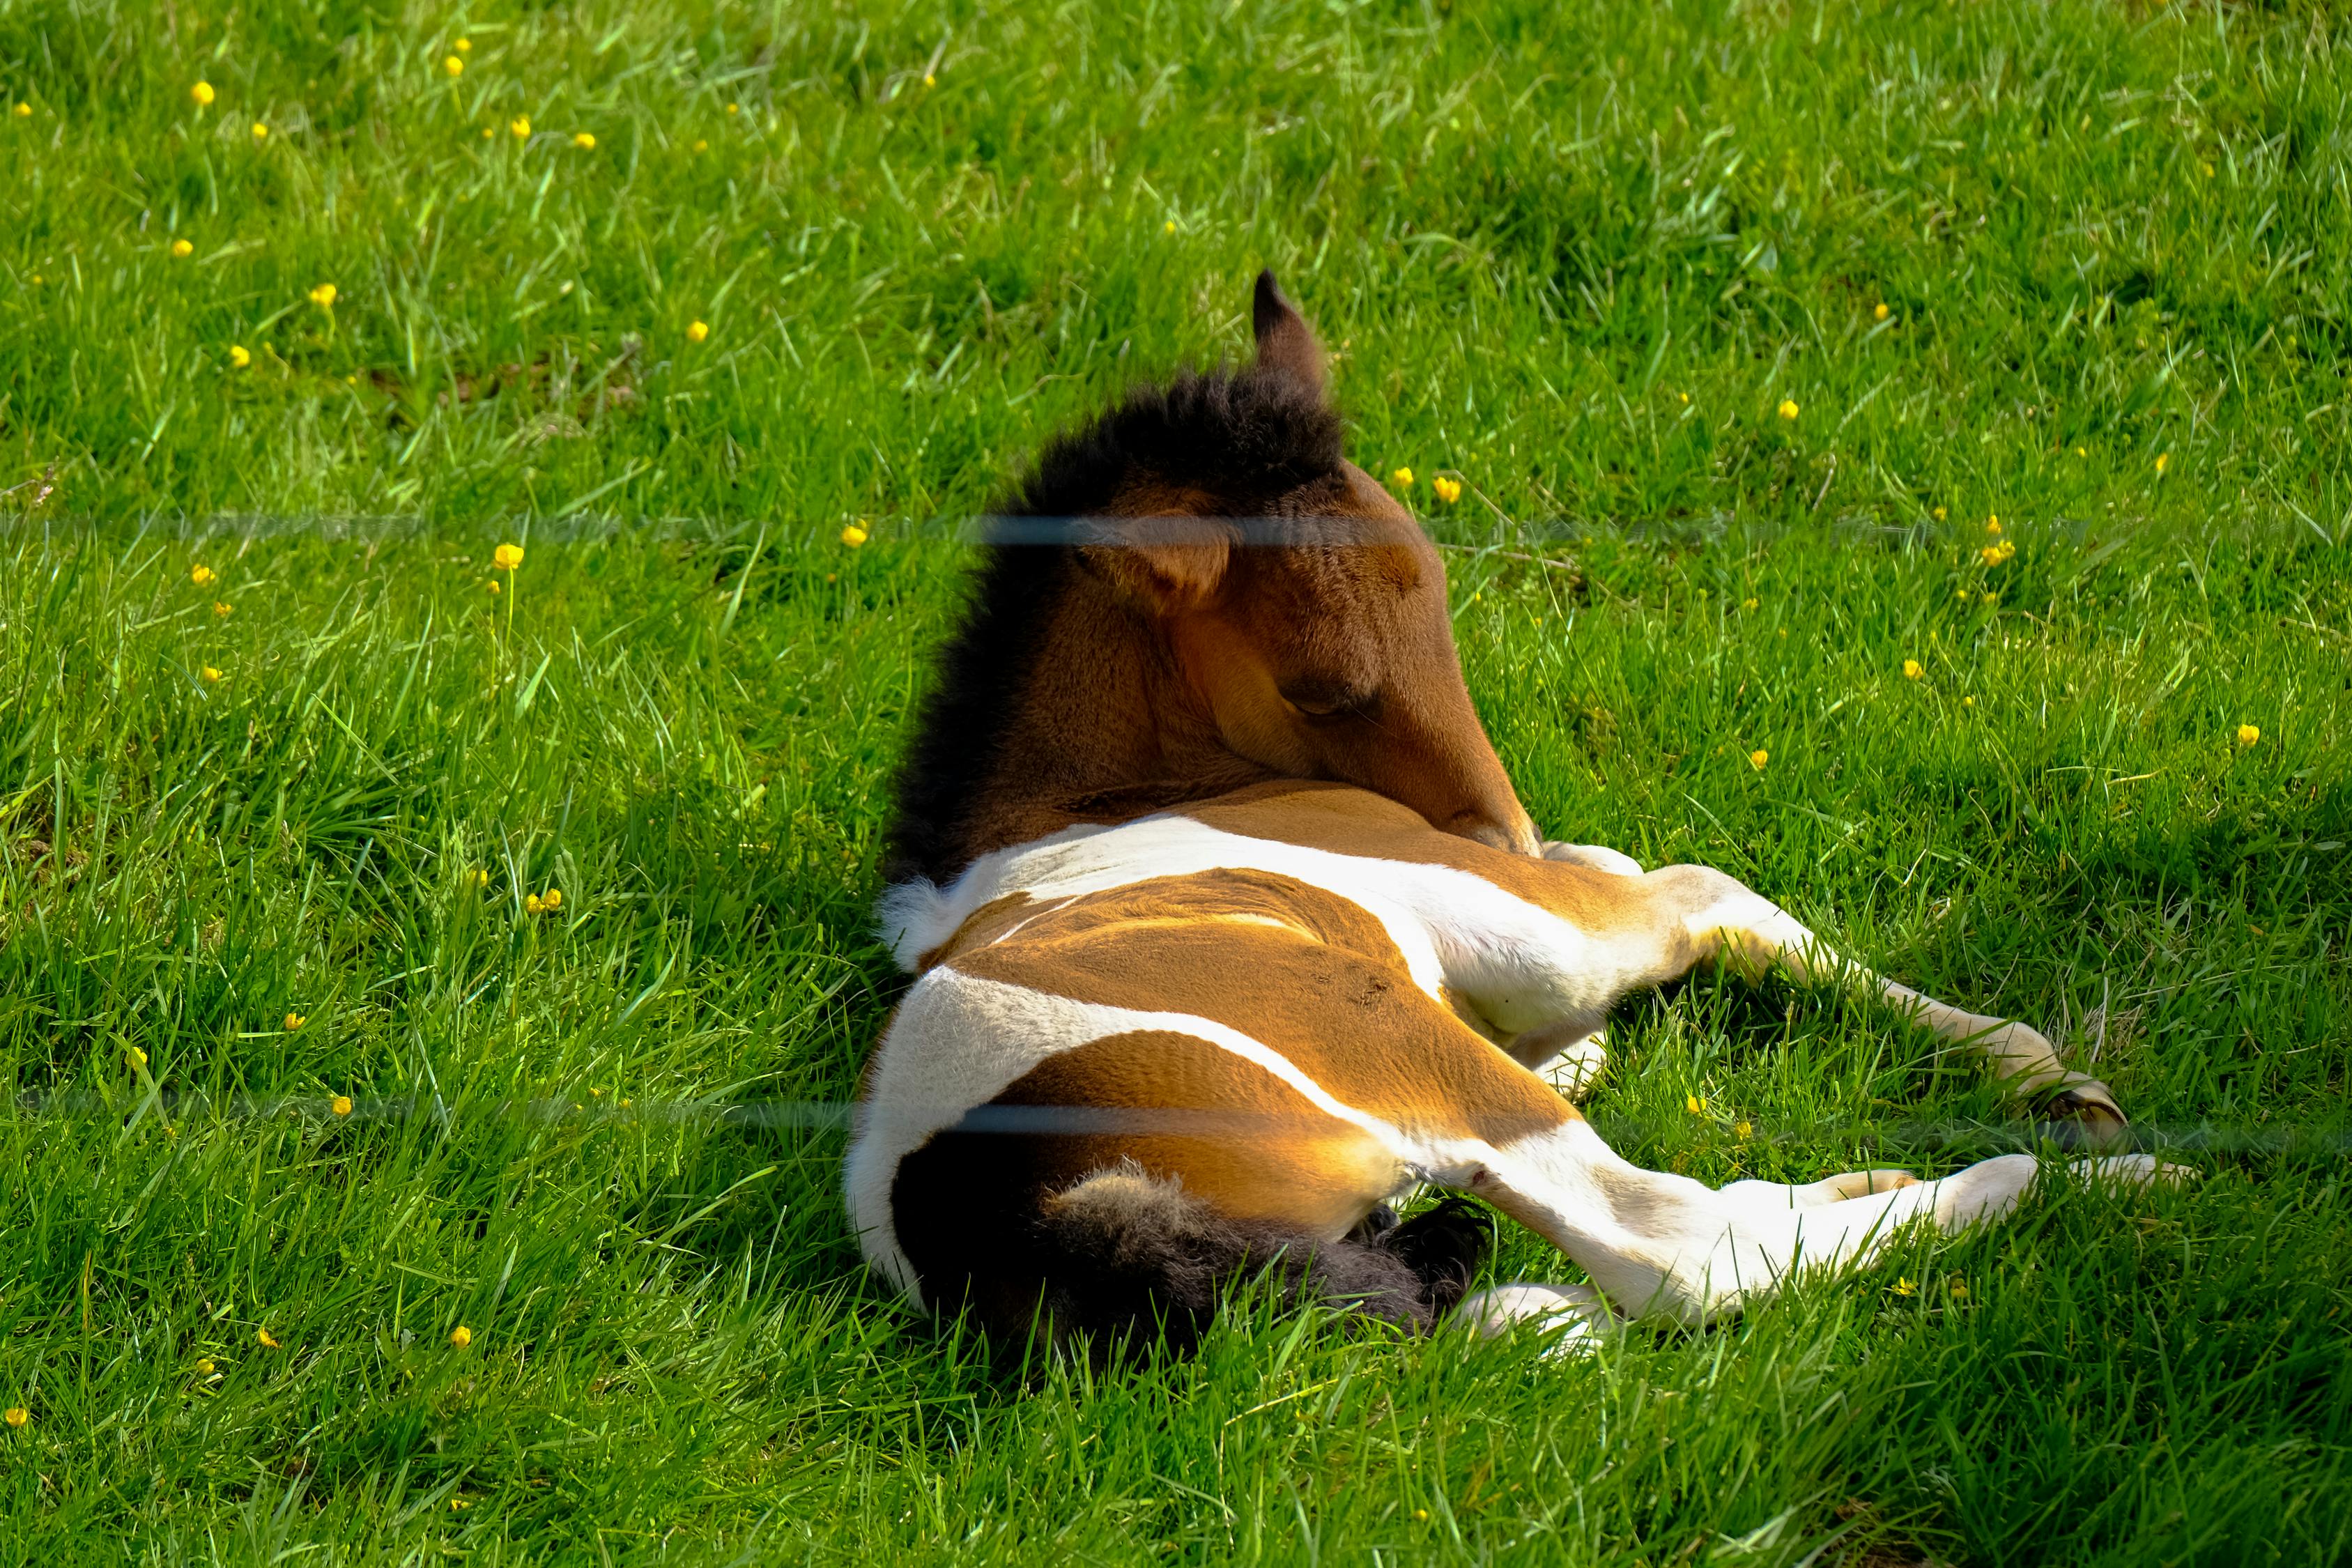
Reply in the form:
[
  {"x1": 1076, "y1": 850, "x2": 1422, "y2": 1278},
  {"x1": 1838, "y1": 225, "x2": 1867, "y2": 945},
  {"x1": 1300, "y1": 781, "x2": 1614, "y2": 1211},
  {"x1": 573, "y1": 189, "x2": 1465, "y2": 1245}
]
[{"x1": 848, "y1": 273, "x2": 2162, "y2": 1354}]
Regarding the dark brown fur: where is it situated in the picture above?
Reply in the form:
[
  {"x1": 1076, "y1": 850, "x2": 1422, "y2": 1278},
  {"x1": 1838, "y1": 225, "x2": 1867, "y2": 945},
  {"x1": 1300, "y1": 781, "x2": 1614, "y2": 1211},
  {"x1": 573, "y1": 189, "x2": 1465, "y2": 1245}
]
[{"x1": 884, "y1": 272, "x2": 1535, "y2": 889}]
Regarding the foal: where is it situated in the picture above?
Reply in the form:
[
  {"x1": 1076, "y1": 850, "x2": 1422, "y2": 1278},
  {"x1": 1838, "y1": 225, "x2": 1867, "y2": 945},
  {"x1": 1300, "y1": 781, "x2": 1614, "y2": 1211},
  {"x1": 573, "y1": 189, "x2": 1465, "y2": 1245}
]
[{"x1": 849, "y1": 273, "x2": 2162, "y2": 1353}]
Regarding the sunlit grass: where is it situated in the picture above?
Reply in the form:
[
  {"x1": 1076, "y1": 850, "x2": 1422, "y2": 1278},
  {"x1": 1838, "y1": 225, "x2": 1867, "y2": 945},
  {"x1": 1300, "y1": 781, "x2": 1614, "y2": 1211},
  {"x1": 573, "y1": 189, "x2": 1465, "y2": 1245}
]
[{"x1": 3, "y1": 0, "x2": 2349, "y2": 1562}]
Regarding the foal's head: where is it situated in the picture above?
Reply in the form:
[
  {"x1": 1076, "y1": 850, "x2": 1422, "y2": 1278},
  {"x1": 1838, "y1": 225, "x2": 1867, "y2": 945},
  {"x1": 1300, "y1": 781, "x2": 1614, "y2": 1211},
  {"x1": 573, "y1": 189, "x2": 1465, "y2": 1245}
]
[{"x1": 889, "y1": 272, "x2": 1536, "y2": 883}]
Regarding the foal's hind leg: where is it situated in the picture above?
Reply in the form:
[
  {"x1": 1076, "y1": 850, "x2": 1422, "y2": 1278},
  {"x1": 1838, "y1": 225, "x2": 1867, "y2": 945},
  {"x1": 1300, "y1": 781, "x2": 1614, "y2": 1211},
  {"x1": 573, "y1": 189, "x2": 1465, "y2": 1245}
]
[{"x1": 1452, "y1": 1119, "x2": 2181, "y2": 1329}]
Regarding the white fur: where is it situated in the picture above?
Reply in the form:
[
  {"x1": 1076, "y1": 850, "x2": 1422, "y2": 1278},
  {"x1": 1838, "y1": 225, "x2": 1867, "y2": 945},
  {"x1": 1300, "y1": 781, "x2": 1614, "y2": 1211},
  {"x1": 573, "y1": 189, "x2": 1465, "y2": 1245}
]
[
  {"x1": 1472, "y1": 1122, "x2": 2178, "y2": 1323},
  {"x1": 876, "y1": 813, "x2": 1661, "y2": 1038}
]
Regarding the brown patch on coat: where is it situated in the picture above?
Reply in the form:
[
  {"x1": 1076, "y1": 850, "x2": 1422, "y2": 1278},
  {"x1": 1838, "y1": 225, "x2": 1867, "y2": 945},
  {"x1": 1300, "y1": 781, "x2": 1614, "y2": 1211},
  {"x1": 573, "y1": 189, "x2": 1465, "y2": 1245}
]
[
  {"x1": 1183, "y1": 779, "x2": 1648, "y2": 932},
  {"x1": 938, "y1": 867, "x2": 1575, "y2": 1149}
]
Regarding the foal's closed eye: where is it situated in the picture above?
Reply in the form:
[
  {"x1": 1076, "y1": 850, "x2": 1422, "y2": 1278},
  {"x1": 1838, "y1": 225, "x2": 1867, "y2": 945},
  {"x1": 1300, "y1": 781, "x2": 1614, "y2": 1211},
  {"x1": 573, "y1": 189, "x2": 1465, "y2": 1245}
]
[{"x1": 1282, "y1": 684, "x2": 1383, "y2": 721}]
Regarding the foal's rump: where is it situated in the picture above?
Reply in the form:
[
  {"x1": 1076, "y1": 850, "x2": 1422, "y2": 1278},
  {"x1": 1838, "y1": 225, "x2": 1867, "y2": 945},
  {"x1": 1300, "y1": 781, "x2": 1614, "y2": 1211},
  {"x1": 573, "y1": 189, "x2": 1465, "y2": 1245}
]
[{"x1": 852, "y1": 861, "x2": 1571, "y2": 1347}]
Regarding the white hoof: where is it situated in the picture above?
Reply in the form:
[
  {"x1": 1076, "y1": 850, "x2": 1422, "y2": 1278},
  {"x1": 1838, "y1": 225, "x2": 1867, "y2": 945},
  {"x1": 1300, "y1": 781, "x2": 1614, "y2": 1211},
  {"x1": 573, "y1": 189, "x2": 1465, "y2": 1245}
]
[
  {"x1": 2066, "y1": 1153, "x2": 2195, "y2": 1188},
  {"x1": 1455, "y1": 1282, "x2": 1613, "y2": 1356},
  {"x1": 1537, "y1": 1032, "x2": 1610, "y2": 1102}
]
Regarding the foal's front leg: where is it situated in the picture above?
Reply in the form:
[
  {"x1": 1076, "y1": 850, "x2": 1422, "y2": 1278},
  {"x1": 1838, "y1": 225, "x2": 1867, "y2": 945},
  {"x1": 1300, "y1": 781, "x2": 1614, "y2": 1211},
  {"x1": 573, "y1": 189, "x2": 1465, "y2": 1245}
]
[
  {"x1": 1449, "y1": 852, "x2": 2126, "y2": 1140},
  {"x1": 1637, "y1": 863, "x2": 2127, "y2": 1139}
]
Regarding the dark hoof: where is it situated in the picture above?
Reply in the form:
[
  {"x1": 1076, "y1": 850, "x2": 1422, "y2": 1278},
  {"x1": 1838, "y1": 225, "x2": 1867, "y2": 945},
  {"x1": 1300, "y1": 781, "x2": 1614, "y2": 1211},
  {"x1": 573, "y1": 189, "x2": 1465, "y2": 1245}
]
[{"x1": 2038, "y1": 1079, "x2": 2130, "y2": 1150}]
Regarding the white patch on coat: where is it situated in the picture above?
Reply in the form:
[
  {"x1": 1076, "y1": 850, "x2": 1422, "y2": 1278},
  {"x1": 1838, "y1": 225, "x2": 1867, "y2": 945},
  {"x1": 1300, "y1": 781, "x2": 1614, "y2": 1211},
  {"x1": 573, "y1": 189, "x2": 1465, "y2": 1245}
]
[{"x1": 875, "y1": 813, "x2": 1659, "y2": 1038}]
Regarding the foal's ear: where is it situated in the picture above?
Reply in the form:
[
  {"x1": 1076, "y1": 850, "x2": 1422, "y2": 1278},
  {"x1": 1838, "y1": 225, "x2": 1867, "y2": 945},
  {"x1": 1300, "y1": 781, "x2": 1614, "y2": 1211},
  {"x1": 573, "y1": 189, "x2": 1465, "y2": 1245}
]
[
  {"x1": 1075, "y1": 516, "x2": 1233, "y2": 614},
  {"x1": 1251, "y1": 270, "x2": 1326, "y2": 400}
]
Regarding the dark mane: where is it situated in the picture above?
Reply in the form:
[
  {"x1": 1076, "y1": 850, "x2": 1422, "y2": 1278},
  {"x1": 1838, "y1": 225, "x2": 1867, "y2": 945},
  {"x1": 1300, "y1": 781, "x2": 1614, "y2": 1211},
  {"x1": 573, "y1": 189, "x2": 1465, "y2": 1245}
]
[{"x1": 884, "y1": 364, "x2": 1346, "y2": 886}]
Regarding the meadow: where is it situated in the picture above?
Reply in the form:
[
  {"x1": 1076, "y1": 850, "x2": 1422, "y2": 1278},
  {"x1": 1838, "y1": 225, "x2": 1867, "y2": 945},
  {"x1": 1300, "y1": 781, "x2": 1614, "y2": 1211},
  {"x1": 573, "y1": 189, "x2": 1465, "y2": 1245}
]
[{"x1": 3, "y1": 0, "x2": 2350, "y2": 1561}]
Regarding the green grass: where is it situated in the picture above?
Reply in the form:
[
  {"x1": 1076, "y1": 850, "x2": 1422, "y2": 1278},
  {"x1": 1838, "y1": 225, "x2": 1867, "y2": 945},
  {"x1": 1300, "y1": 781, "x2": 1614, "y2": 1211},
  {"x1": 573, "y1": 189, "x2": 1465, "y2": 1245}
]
[{"x1": 3, "y1": 0, "x2": 2350, "y2": 1562}]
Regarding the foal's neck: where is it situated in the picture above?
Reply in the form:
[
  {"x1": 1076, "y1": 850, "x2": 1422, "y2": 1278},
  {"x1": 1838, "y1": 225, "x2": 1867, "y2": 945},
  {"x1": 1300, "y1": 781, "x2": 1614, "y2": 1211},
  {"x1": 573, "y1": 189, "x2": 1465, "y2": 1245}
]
[{"x1": 959, "y1": 564, "x2": 1265, "y2": 860}]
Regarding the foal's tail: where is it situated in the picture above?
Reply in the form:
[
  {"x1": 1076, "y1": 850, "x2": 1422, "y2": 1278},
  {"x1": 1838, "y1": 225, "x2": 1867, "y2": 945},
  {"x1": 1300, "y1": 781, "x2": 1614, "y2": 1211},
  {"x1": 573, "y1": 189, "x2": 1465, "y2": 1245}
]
[{"x1": 997, "y1": 1163, "x2": 1490, "y2": 1358}]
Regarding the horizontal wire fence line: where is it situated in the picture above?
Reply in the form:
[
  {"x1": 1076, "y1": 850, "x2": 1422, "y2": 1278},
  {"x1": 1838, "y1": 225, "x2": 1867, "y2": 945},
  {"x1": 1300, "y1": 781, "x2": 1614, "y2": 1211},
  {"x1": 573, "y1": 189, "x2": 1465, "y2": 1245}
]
[
  {"x1": 13, "y1": 1091, "x2": 2346, "y2": 1155},
  {"x1": 0, "y1": 509, "x2": 2100, "y2": 549},
  {"x1": 12, "y1": 508, "x2": 2349, "y2": 545}
]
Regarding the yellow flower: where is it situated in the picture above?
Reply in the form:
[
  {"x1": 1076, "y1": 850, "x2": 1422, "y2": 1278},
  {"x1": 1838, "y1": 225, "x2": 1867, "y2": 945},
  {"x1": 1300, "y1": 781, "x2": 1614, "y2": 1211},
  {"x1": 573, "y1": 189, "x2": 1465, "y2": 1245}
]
[
  {"x1": 1873, "y1": 302, "x2": 1890, "y2": 321},
  {"x1": 284, "y1": 1013, "x2": 305, "y2": 1031},
  {"x1": 1684, "y1": 1093, "x2": 1705, "y2": 1114},
  {"x1": 486, "y1": 578, "x2": 501, "y2": 594},
  {"x1": 572, "y1": 131, "x2": 594, "y2": 149},
  {"x1": 1903, "y1": 659, "x2": 1923, "y2": 679},
  {"x1": 2155, "y1": 452, "x2": 2169, "y2": 475},
  {"x1": 1678, "y1": 391, "x2": 1689, "y2": 403},
  {"x1": 449, "y1": 1325, "x2": 472, "y2": 1348},
  {"x1": 454, "y1": 37, "x2": 471, "y2": 52},
  {"x1": 3, "y1": 1407, "x2": 24, "y2": 1427},
  {"x1": 228, "y1": 344, "x2": 251, "y2": 368},
  {"x1": 1432, "y1": 475, "x2": 1462, "y2": 505},
  {"x1": 1740, "y1": 597, "x2": 1759, "y2": 611},
  {"x1": 686, "y1": 319, "x2": 710, "y2": 343},
  {"x1": 725, "y1": 102, "x2": 739, "y2": 114},
  {"x1": 1748, "y1": 748, "x2": 1769, "y2": 769},
  {"x1": 125, "y1": 1046, "x2": 148, "y2": 1069},
  {"x1": 1985, "y1": 516, "x2": 2001, "y2": 535},
  {"x1": 331, "y1": 1095, "x2": 352, "y2": 1117},
  {"x1": 214, "y1": 601, "x2": 232, "y2": 616},
  {"x1": 541, "y1": 888, "x2": 562, "y2": 911},
  {"x1": 2236, "y1": 723, "x2": 2259, "y2": 748},
  {"x1": 470, "y1": 868, "x2": 490, "y2": 890},
  {"x1": 1949, "y1": 1279, "x2": 1968, "y2": 1299},
  {"x1": 252, "y1": 121, "x2": 268, "y2": 139},
  {"x1": 443, "y1": 55, "x2": 464, "y2": 77},
  {"x1": 493, "y1": 542, "x2": 524, "y2": 571},
  {"x1": 1776, "y1": 398, "x2": 1799, "y2": 420},
  {"x1": 1413, "y1": 1509, "x2": 1430, "y2": 1523},
  {"x1": 200, "y1": 665, "x2": 222, "y2": 684},
  {"x1": 1390, "y1": 466, "x2": 1413, "y2": 488},
  {"x1": 840, "y1": 523, "x2": 868, "y2": 548},
  {"x1": 1891, "y1": 1276, "x2": 1916, "y2": 1297},
  {"x1": 525, "y1": 893, "x2": 544, "y2": 914},
  {"x1": 1162, "y1": 219, "x2": 1176, "y2": 234},
  {"x1": 692, "y1": 138, "x2": 708, "y2": 153},
  {"x1": 481, "y1": 125, "x2": 494, "y2": 139},
  {"x1": 192, "y1": 81, "x2": 216, "y2": 106},
  {"x1": 256, "y1": 1328, "x2": 279, "y2": 1348},
  {"x1": 2075, "y1": 445, "x2": 2087, "y2": 457},
  {"x1": 191, "y1": 562, "x2": 217, "y2": 586},
  {"x1": 10, "y1": 103, "x2": 29, "y2": 118},
  {"x1": 1962, "y1": 695, "x2": 1976, "y2": 708},
  {"x1": 1733, "y1": 1119, "x2": 1752, "y2": 1141},
  {"x1": 923, "y1": 72, "x2": 937, "y2": 87},
  {"x1": 1979, "y1": 539, "x2": 2015, "y2": 566},
  {"x1": 171, "y1": 238, "x2": 194, "y2": 258},
  {"x1": 510, "y1": 115, "x2": 531, "y2": 139},
  {"x1": 1981, "y1": 592, "x2": 1999, "y2": 606},
  {"x1": 308, "y1": 282, "x2": 336, "y2": 308},
  {"x1": 1931, "y1": 506, "x2": 1947, "y2": 521},
  {"x1": 195, "y1": 1358, "x2": 215, "y2": 1376}
]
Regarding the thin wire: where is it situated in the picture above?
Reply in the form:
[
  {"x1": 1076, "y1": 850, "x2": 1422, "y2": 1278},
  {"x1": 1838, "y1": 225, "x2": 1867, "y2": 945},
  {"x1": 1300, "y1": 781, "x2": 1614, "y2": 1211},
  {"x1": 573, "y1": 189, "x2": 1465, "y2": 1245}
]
[{"x1": 14, "y1": 1091, "x2": 2346, "y2": 1155}]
